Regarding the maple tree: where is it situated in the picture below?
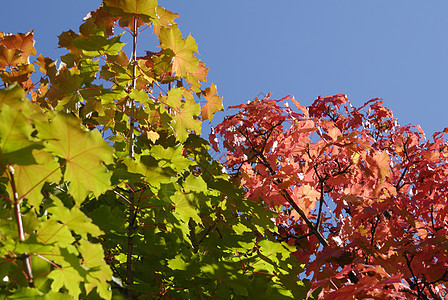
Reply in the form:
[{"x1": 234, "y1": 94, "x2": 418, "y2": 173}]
[
  {"x1": 2, "y1": 1, "x2": 446, "y2": 299},
  {"x1": 212, "y1": 93, "x2": 448, "y2": 299},
  {"x1": 0, "y1": 1, "x2": 309, "y2": 299}
]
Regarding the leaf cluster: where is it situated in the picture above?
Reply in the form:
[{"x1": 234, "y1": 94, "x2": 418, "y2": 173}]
[
  {"x1": 0, "y1": 1, "x2": 308, "y2": 299},
  {"x1": 214, "y1": 93, "x2": 448, "y2": 299}
]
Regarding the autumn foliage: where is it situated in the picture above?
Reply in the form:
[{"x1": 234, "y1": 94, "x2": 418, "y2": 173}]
[
  {"x1": 213, "y1": 94, "x2": 448, "y2": 298},
  {"x1": 1, "y1": 0, "x2": 447, "y2": 299}
]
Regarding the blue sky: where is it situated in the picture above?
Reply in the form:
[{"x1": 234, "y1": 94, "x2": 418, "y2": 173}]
[{"x1": 1, "y1": 1, "x2": 447, "y2": 136}]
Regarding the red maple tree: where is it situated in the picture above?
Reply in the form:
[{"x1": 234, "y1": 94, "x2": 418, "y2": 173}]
[{"x1": 212, "y1": 94, "x2": 448, "y2": 299}]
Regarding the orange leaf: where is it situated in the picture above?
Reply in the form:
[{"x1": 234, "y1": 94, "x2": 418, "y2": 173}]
[{"x1": 201, "y1": 84, "x2": 223, "y2": 122}]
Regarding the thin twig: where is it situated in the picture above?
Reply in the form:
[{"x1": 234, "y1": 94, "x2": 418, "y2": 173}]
[
  {"x1": 125, "y1": 16, "x2": 139, "y2": 297},
  {"x1": 8, "y1": 165, "x2": 34, "y2": 287}
]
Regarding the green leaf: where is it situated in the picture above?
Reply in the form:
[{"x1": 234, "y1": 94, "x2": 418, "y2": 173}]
[
  {"x1": 0, "y1": 84, "x2": 25, "y2": 105},
  {"x1": 167, "y1": 254, "x2": 187, "y2": 271},
  {"x1": 36, "y1": 114, "x2": 113, "y2": 204},
  {"x1": 104, "y1": 0, "x2": 158, "y2": 19},
  {"x1": 0, "y1": 104, "x2": 34, "y2": 156},
  {"x1": 47, "y1": 200, "x2": 104, "y2": 238},
  {"x1": 171, "y1": 99, "x2": 201, "y2": 142},
  {"x1": 72, "y1": 35, "x2": 126, "y2": 57},
  {"x1": 47, "y1": 68, "x2": 84, "y2": 111},
  {"x1": 48, "y1": 267, "x2": 83, "y2": 299},
  {"x1": 184, "y1": 173, "x2": 207, "y2": 193},
  {"x1": 78, "y1": 240, "x2": 113, "y2": 298},
  {"x1": 6, "y1": 288, "x2": 72, "y2": 299},
  {"x1": 171, "y1": 190, "x2": 201, "y2": 224},
  {"x1": 36, "y1": 219, "x2": 75, "y2": 247},
  {"x1": 78, "y1": 239, "x2": 106, "y2": 269},
  {"x1": 11, "y1": 149, "x2": 62, "y2": 207},
  {"x1": 149, "y1": 145, "x2": 194, "y2": 172},
  {"x1": 162, "y1": 87, "x2": 183, "y2": 110},
  {"x1": 129, "y1": 89, "x2": 152, "y2": 106},
  {"x1": 123, "y1": 155, "x2": 175, "y2": 188}
]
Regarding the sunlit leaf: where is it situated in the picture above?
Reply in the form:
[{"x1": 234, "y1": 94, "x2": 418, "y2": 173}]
[
  {"x1": 36, "y1": 219, "x2": 75, "y2": 247},
  {"x1": 0, "y1": 104, "x2": 34, "y2": 155},
  {"x1": 184, "y1": 173, "x2": 207, "y2": 193},
  {"x1": 11, "y1": 149, "x2": 61, "y2": 207},
  {"x1": 0, "y1": 30, "x2": 36, "y2": 59},
  {"x1": 171, "y1": 99, "x2": 201, "y2": 142},
  {"x1": 158, "y1": 25, "x2": 199, "y2": 77},
  {"x1": 47, "y1": 201, "x2": 103, "y2": 238},
  {"x1": 48, "y1": 267, "x2": 83, "y2": 299},
  {"x1": 170, "y1": 190, "x2": 201, "y2": 224},
  {"x1": 72, "y1": 35, "x2": 125, "y2": 57},
  {"x1": 0, "y1": 46, "x2": 24, "y2": 68},
  {"x1": 36, "y1": 115, "x2": 113, "y2": 203},
  {"x1": 201, "y1": 84, "x2": 223, "y2": 122},
  {"x1": 103, "y1": 0, "x2": 158, "y2": 19}
]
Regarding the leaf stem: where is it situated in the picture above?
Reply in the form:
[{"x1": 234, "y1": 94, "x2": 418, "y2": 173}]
[{"x1": 8, "y1": 165, "x2": 34, "y2": 287}]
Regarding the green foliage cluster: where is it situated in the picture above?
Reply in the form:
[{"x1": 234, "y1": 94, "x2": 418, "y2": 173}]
[{"x1": 0, "y1": 0, "x2": 307, "y2": 298}]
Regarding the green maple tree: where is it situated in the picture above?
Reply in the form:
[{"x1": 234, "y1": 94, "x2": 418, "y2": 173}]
[{"x1": 0, "y1": 1, "x2": 306, "y2": 299}]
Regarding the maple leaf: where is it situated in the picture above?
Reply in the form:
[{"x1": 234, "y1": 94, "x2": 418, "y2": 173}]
[
  {"x1": 193, "y1": 61, "x2": 208, "y2": 82},
  {"x1": 185, "y1": 61, "x2": 209, "y2": 92},
  {"x1": 48, "y1": 267, "x2": 83, "y2": 299},
  {"x1": 158, "y1": 25, "x2": 199, "y2": 78},
  {"x1": 36, "y1": 115, "x2": 113, "y2": 204},
  {"x1": 10, "y1": 150, "x2": 62, "y2": 208},
  {"x1": 103, "y1": 0, "x2": 157, "y2": 19},
  {"x1": 0, "y1": 83, "x2": 25, "y2": 105},
  {"x1": 201, "y1": 84, "x2": 223, "y2": 122},
  {"x1": 367, "y1": 150, "x2": 390, "y2": 182},
  {"x1": 36, "y1": 219, "x2": 75, "y2": 247},
  {"x1": 72, "y1": 35, "x2": 126, "y2": 57},
  {"x1": 0, "y1": 31, "x2": 36, "y2": 59},
  {"x1": 78, "y1": 239, "x2": 112, "y2": 299},
  {"x1": 149, "y1": 145, "x2": 195, "y2": 171},
  {"x1": 123, "y1": 155, "x2": 175, "y2": 188},
  {"x1": 172, "y1": 99, "x2": 202, "y2": 142},
  {"x1": 154, "y1": 6, "x2": 179, "y2": 28},
  {"x1": 0, "y1": 63, "x2": 35, "y2": 88},
  {"x1": 162, "y1": 87, "x2": 183, "y2": 109},
  {"x1": 184, "y1": 173, "x2": 207, "y2": 193},
  {"x1": 171, "y1": 190, "x2": 201, "y2": 224},
  {"x1": 46, "y1": 68, "x2": 84, "y2": 110},
  {"x1": 0, "y1": 46, "x2": 25, "y2": 68},
  {"x1": 47, "y1": 202, "x2": 104, "y2": 239},
  {"x1": 0, "y1": 104, "x2": 34, "y2": 158},
  {"x1": 146, "y1": 130, "x2": 160, "y2": 143}
]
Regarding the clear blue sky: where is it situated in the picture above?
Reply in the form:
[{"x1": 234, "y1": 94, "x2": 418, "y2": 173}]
[{"x1": 1, "y1": 1, "x2": 447, "y2": 136}]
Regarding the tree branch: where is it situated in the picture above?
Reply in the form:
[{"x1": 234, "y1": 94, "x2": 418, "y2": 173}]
[
  {"x1": 242, "y1": 123, "x2": 329, "y2": 247},
  {"x1": 8, "y1": 165, "x2": 34, "y2": 287},
  {"x1": 125, "y1": 16, "x2": 139, "y2": 296}
]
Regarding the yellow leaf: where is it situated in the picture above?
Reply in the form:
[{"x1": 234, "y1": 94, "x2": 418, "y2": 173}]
[
  {"x1": 146, "y1": 130, "x2": 160, "y2": 143},
  {"x1": 158, "y1": 25, "x2": 199, "y2": 77}
]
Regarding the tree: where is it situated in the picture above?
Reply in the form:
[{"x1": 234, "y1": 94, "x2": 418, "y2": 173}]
[
  {"x1": 212, "y1": 93, "x2": 448, "y2": 299},
  {"x1": 0, "y1": 1, "x2": 308, "y2": 299}
]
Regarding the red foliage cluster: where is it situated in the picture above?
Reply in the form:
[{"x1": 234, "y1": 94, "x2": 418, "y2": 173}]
[{"x1": 212, "y1": 94, "x2": 448, "y2": 299}]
